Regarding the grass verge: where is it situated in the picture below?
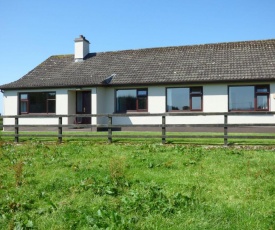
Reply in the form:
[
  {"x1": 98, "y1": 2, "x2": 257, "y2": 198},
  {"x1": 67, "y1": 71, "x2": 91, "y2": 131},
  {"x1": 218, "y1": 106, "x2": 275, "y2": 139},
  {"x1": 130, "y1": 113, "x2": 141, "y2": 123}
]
[{"x1": 0, "y1": 142, "x2": 274, "y2": 229}]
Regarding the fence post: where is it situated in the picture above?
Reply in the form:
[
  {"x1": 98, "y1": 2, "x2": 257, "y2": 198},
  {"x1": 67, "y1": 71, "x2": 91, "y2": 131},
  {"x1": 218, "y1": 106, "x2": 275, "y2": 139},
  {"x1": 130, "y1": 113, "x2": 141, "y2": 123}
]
[
  {"x1": 162, "y1": 115, "x2": 166, "y2": 144},
  {"x1": 15, "y1": 117, "x2": 19, "y2": 143},
  {"x1": 224, "y1": 114, "x2": 228, "y2": 146},
  {"x1": 108, "y1": 115, "x2": 112, "y2": 144},
  {"x1": 58, "y1": 116, "x2": 62, "y2": 143}
]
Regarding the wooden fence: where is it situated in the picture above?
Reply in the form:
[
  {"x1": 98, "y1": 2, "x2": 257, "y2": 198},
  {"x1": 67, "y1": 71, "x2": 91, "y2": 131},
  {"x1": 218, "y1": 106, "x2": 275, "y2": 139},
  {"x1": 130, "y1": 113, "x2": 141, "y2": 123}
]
[{"x1": 0, "y1": 112, "x2": 275, "y2": 145}]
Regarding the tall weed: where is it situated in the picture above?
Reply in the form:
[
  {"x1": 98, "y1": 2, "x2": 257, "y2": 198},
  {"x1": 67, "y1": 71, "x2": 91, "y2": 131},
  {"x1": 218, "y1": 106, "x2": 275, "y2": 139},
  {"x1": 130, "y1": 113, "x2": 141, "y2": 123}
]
[
  {"x1": 109, "y1": 156, "x2": 127, "y2": 185},
  {"x1": 14, "y1": 161, "x2": 24, "y2": 187}
]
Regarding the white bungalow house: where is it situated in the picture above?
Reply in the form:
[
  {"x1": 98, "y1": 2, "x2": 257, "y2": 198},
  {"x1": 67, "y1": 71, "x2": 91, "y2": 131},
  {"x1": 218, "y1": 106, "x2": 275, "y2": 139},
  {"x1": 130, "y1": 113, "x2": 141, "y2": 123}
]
[{"x1": 1, "y1": 35, "x2": 275, "y2": 129}]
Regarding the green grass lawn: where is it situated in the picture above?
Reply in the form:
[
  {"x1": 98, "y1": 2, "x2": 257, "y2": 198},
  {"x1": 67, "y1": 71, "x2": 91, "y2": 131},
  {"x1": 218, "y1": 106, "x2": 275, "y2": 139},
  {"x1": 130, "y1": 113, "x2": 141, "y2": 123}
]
[{"x1": 0, "y1": 141, "x2": 274, "y2": 229}]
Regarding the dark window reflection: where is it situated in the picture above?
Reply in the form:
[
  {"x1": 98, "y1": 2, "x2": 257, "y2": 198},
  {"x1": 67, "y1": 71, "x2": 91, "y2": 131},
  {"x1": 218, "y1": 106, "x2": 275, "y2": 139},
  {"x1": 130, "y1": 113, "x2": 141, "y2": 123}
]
[
  {"x1": 116, "y1": 90, "x2": 137, "y2": 113},
  {"x1": 116, "y1": 89, "x2": 148, "y2": 112},
  {"x1": 229, "y1": 85, "x2": 269, "y2": 111},
  {"x1": 229, "y1": 86, "x2": 254, "y2": 111},
  {"x1": 167, "y1": 87, "x2": 202, "y2": 111},
  {"x1": 191, "y1": 96, "x2": 201, "y2": 110},
  {"x1": 19, "y1": 92, "x2": 56, "y2": 114}
]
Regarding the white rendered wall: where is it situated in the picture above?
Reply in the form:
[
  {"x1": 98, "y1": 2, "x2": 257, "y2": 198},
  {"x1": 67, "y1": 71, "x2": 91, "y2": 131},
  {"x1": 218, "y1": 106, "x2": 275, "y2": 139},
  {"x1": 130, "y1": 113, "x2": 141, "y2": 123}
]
[
  {"x1": 228, "y1": 82, "x2": 275, "y2": 124},
  {"x1": 2, "y1": 82, "x2": 275, "y2": 129},
  {"x1": 91, "y1": 88, "x2": 97, "y2": 125},
  {"x1": 2, "y1": 90, "x2": 18, "y2": 126},
  {"x1": 104, "y1": 83, "x2": 275, "y2": 126},
  {"x1": 68, "y1": 90, "x2": 76, "y2": 124},
  {"x1": 203, "y1": 85, "x2": 228, "y2": 112},
  {"x1": 112, "y1": 85, "x2": 227, "y2": 126},
  {"x1": 96, "y1": 87, "x2": 110, "y2": 125},
  {"x1": 112, "y1": 86, "x2": 164, "y2": 125},
  {"x1": 270, "y1": 83, "x2": 275, "y2": 111},
  {"x1": 166, "y1": 84, "x2": 228, "y2": 125},
  {"x1": 149, "y1": 86, "x2": 166, "y2": 113},
  {"x1": 3, "y1": 89, "x2": 70, "y2": 127},
  {"x1": 56, "y1": 89, "x2": 68, "y2": 124}
]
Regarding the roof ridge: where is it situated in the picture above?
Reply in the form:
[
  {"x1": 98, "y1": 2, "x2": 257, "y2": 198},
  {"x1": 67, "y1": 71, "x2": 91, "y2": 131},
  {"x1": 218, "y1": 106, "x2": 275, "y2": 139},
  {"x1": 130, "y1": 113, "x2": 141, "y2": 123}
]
[
  {"x1": 1, "y1": 38, "x2": 275, "y2": 90},
  {"x1": 50, "y1": 54, "x2": 74, "y2": 58},
  {"x1": 46, "y1": 39, "x2": 275, "y2": 58},
  {"x1": 91, "y1": 38, "x2": 275, "y2": 54}
]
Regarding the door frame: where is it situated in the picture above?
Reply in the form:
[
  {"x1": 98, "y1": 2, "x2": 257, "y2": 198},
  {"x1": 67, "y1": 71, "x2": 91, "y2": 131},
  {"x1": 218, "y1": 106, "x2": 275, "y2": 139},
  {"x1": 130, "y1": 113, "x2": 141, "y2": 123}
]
[{"x1": 76, "y1": 91, "x2": 91, "y2": 124}]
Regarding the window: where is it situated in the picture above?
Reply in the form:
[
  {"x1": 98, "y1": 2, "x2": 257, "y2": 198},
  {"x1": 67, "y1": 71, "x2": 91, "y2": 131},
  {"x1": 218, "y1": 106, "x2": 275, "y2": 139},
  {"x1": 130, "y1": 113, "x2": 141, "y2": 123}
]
[
  {"x1": 20, "y1": 94, "x2": 28, "y2": 114},
  {"x1": 19, "y1": 92, "x2": 56, "y2": 114},
  {"x1": 116, "y1": 89, "x2": 148, "y2": 113},
  {"x1": 166, "y1": 87, "x2": 203, "y2": 111},
  {"x1": 229, "y1": 85, "x2": 269, "y2": 111}
]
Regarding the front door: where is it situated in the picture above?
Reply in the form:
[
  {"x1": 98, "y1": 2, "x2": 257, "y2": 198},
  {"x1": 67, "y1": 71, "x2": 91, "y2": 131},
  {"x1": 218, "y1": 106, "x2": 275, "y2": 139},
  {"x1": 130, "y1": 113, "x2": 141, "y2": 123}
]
[{"x1": 76, "y1": 91, "x2": 91, "y2": 124}]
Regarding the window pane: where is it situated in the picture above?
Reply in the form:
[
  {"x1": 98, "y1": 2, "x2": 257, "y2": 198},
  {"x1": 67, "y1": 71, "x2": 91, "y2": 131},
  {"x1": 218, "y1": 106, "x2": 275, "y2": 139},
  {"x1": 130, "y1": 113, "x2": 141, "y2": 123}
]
[
  {"x1": 76, "y1": 92, "x2": 83, "y2": 113},
  {"x1": 48, "y1": 92, "x2": 56, "y2": 99},
  {"x1": 190, "y1": 87, "x2": 202, "y2": 94},
  {"x1": 138, "y1": 97, "x2": 147, "y2": 110},
  {"x1": 257, "y1": 95, "x2": 268, "y2": 109},
  {"x1": 29, "y1": 93, "x2": 47, "y2": 113},
  {"x1": 20, "y1": 94, "x2": 28, "y2": 100},
  {"x1": 256, "y1": 86, "x2": 268, "y2": 93},
  {"x1": 116, "y1": 90, "x2": 136, "y2": 112},
  {"x1": 229, "y1": 86, "x2": 254, "y2": 111},
  {"x1": 137, "y1": 90, "x2": 147, "y2": 97},
  {"x1": 20, "y1": 101, "x2": 28, "y2": 113},
  {"x1": 48, "y1": 100, "x2": 56, "y2": 113},
  {"x1": 19, "y1": 92, "x2": 56, "y2": 114},
  {"x1": 191, "y1": 96, "x2": 201, "y2": 110},
  {"x1": 167, "y1": 88, "x2": 189, "y2": 111}
]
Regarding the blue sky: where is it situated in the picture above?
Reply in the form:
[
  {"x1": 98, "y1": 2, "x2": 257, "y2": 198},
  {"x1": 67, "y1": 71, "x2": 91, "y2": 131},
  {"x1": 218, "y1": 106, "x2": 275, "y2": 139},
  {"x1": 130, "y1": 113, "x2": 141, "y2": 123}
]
[{"x1": 0, "y1": 0, "x2": 275, "y2": 114}]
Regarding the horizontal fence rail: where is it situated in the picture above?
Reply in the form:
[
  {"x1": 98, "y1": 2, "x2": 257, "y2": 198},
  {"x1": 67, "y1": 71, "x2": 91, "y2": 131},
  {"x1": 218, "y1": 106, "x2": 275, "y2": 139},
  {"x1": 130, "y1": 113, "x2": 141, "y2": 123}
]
[{"x1": 0, "y1": 112, "x2": 275, "y2": 145}]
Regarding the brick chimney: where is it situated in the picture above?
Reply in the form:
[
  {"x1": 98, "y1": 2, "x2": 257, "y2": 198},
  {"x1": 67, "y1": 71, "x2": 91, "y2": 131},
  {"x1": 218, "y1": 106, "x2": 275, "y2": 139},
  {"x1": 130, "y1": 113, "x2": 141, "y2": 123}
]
[{"x1": 74, "y1": 35, "x2": 90, "y2": 62}]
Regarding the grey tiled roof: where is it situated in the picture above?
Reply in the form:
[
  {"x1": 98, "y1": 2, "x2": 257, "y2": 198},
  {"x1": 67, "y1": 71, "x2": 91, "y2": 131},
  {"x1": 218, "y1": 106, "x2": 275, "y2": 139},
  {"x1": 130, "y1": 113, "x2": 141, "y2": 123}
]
[{"x1": 1, "y1": 39, "x2": 275, "y2": 89}]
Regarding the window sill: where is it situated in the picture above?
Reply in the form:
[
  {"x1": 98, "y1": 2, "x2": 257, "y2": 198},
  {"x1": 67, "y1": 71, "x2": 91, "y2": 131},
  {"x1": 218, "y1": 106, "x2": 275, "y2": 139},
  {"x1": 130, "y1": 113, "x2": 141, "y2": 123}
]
[
  {"x1": 19, "y1": 113, "x2": 56, "y2": 116},
  {"x1": 167, "y1": 110, "x2": 203, "y2": 113},
  {"x1": 229, "y1": 110, "x2": 269, "y2": 112},
  {"x1": 114, "y1": 111, "x2": 149, "y2": 114}
]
